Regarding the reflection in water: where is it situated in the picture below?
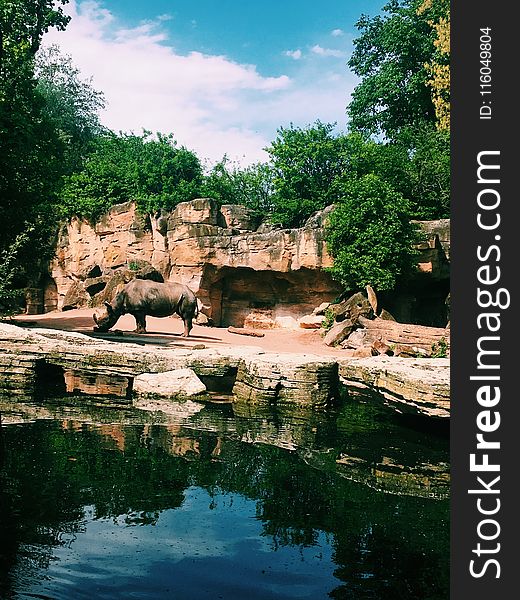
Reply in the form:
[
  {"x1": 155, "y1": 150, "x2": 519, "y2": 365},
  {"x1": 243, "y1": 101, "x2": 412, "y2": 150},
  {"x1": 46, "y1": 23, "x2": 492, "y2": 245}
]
[{"x1": 0, "y1": 397, "x2": 449, "y2": 599}]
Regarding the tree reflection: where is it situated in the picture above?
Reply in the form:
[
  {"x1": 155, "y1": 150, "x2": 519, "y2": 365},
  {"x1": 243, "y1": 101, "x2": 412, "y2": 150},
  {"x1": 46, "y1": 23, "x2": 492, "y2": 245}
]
[{"x1": 0, "y1": 402, "x2": 449, "y2": 599}]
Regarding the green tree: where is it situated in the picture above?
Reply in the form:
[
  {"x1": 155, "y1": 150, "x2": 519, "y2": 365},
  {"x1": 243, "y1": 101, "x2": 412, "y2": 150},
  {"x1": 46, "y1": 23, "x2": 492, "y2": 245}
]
[
  {"x1": 397, "y1": 123, "x2": 450, "y2": 218},
  {"x1": 35, "y1": 44, "x2": 106, "y2": 172},
  {"x1": 347, "y1": 0, "x2": 443, "y2": 139},
  {"x1": 0, "y1": 1, "x2": 72, "y2": 309},
  {"x1": 60, "y1": 131, "x2": 203, "y2": 222},
  {"x1": 201, "y1": 157, "x2": 274, "y2": 216},
  {"x1": 346, "y1": 0, "x2": 450, "y2": 219},
  {"x1": 263, "y1": 122, "x2": 444, "y2": 227},
  {"x1": 266, "y1": 121, "x2": 347, "y2": 227},
  {"x1": 418, "y1": 0, "x2": 450, "y2": 130},
  {"x1": 325, "y1": 174, "x2": 417, "y2": 291}
]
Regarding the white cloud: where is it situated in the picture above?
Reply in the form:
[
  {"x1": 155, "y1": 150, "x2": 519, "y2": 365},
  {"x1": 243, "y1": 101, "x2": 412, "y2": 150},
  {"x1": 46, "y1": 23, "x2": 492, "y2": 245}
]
[
  {"x1": 284, "y1": 49, "x2": 302, "y2": 60},
  {"x1": 331, "y1": 28, "x2": 344, "y2": 37},
  {"x1": 310, "y1": 44, "x2": 345, "y2": 58},
  {"x1": 41, "y1": 1, "x2": 356, "y2": 165}
]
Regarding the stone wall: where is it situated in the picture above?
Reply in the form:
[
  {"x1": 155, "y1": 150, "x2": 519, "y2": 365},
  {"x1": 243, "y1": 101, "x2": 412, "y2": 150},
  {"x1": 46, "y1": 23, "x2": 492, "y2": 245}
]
[
  {"x1": 48, "y1": 200, "x2": 341, "y2": 327},
  {"x1": 42, "y1": 199, "x2": 450, "y2": 328}
]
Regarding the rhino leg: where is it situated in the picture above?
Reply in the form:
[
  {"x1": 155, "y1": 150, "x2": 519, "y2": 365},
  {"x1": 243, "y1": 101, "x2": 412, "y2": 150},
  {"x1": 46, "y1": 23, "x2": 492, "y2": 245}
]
[
  {"x1": 133, "y1": 312, "x2": 147, "y2": 334},
  {"x1": 182, "y1": 316, "x2": 193, "y2": 337},
  {"x1": 178, "y1": 293, "x2": 197, "y2": 337}
]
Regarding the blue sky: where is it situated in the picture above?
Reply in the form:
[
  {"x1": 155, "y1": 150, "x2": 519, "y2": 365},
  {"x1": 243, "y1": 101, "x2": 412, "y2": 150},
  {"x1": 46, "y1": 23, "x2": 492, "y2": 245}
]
[{"x1": 43, "y1": 0, "x2": 385, "y2": 165}]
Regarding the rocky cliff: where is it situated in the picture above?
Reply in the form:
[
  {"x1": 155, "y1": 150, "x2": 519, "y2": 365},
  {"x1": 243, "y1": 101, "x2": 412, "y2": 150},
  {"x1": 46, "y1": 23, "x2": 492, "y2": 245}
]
[{"x1": 30, "y1": 199, "x2": 450, "y2": 328}]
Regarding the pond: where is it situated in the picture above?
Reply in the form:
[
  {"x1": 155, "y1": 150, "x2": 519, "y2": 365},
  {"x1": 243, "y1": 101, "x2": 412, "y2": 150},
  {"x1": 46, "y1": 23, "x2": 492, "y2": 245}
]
[{"x1": 0, "y1": 394, "x2": 449, "y2": 599}]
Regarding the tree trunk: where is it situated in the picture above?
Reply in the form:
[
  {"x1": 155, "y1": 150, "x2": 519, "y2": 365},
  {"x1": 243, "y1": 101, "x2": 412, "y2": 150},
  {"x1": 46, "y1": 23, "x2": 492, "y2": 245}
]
[{"x1": 354, "y1": 316, "x2": 449, "y2": 354}]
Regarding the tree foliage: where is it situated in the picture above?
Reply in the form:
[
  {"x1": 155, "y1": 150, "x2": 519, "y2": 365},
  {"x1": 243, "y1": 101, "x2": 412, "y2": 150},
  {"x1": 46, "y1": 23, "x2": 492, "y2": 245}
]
[
  {"x1": 0, "y1": 1, "x2": 74, "y2": 307},
  {"x1": 347, "y1": 0, "x2": 443, "y2": 139},
  {"x1": 325, "y1": 174, "x2": 417, "y2": 291},
  {"x1": 396, "y1": 123, "x2": 450, "y2": 218},
  {"x1": 201, "y1": 157, "x2": 274, "y2": 216},
  {"x1": 266, "y1": 122, "x2": 348, "y2": 227},
  {"x1": 418, "y1": 0, "x2": 450, "y2": 130},
  {"x1": 35, "y1": 44, "x2": 106, "y2": 171},
  {"x1": 60, "y1": 132, "x2": 203, "y2": 222},
  {"x1": 261, "y1": 120, "x2": 449, "y2": 227},
  {"x1": 346, "y1": 0, "x2": 450, "y2": 219},
  {"x1": 0, "y1": 1, "x2": 70, "y2": 223}
]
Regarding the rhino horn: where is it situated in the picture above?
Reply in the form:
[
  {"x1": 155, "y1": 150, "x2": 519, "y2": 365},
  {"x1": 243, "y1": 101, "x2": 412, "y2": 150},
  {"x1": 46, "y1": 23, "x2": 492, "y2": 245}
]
[{"x1": 93, "y1": 313, "x2": 98, "y2": 324}]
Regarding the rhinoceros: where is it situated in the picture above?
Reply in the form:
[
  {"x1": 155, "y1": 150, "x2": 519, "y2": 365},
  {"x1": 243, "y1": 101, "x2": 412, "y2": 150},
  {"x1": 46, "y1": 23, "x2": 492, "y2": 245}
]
[{"x1": 93, "y1": 279, "x2": 198, "y2": 337}]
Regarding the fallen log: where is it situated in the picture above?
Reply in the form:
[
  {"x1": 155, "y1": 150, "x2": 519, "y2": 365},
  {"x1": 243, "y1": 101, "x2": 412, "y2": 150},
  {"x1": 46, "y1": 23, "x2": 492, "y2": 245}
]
[
  {"x1": 227, "y1": 326, "x2": 265, "y2": 338},
  {"x1": 355, "y1": 316, "x2": 449, "y2": 354}
]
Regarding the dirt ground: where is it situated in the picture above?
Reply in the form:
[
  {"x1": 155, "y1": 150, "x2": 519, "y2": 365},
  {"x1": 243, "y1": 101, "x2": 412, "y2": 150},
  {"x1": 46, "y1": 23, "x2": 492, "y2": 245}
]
[{"x1": 11, "y1": 308, "x2": 345, "y2": 357}]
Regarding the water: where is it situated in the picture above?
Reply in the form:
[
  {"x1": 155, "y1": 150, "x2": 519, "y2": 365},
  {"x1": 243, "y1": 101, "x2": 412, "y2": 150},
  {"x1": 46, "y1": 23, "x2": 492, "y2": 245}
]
[{"x1": 0, "y1": 395, "x2": 449, "y2": 599}]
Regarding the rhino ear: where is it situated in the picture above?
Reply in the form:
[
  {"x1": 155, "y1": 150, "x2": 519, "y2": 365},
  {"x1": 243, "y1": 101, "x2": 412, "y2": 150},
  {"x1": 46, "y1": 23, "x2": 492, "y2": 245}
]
[{"x1": 104, "y1": 301, "x2": 113, "y2": 313}]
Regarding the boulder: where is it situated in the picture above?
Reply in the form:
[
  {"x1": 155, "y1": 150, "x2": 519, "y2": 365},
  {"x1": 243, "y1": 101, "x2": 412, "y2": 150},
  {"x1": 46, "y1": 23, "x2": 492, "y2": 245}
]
[
  {"x1": 371, "y1": 339, "x2": 392, "y2": 356},
  {"x1": 312, "y1": 302, "x2": 331, "y2": 316},
  {"x1": 329, "y1": 292, "x2": 372, "y2": 322},
  {"x1": 219, "y1": 205, "x2": 259, "y2": 231},
  {"x1": 169, "y1": 198, "x2": 219, "y2": 226},
  {"x1": 323, "y1": 319, "x2": 355, "y2": 347},
  {"x1": 90, "y1": 268, "x2": 135, "y2": 306},
  {"x1": 194, "y1": 312, "x2": 210, "y2": 326},
  {"x1": 232, "y1": 353, "x2": 338, "y2": 407},
  {"x1": 62, "y1": 281, "x2": 89, "y2": 311},
  {"x1": 298, "y1": 315, "x2": 325, "y2": 329},
  {"x1": 303, "y1": 205, "x2": 334, "y2": 229},
  {"x1": 244, "y1": 309, "x2": 275, "y2": 329},
  {"x1": 133, "y1": 368, "x2": 206, "y2": 399},
  {"x1": 256, "y1": 221, "x2": 282, "y2": 234},
  {"x1": 274, "y1": 316, "x2": 299, "y2": 329},
  {"x1": 352, "y1": 347, "x2": 373, "y2": 358},
  {"x1": 338, "y1": 356, "x2": 450, "y2": 418},
  {"x1": 341, "y1": 329, "x2": 369, "y2": 349}
]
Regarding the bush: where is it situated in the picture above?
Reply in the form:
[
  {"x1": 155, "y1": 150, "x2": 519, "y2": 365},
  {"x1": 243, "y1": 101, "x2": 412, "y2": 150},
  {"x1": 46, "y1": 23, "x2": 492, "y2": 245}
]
[
  {"x1": 325, "y1": 174, "x2": 418, "y2": 291},
  {"x1": 431, "y1": 337, "x2": 448, "y2": 358},
  {"x1": 201, "y1": 158, "x2": 274, "y2": 217},
  {"x1": 266, "y1": 122, "x2": 346, "y2": 227},
  {"x1": 60, "y1": 132, "x2": 203, "y2": 222}
]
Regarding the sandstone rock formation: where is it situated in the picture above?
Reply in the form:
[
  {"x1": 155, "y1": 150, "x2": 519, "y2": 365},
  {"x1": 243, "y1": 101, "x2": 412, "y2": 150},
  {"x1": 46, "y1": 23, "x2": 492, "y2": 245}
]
[
  {"x1": 49, "y1": 199, "x2": 340, "y2": 328},
  {"x1": 0, "y1": 322, "x2": 450, "y2": 418},
  {"x1": 31, "y1": 199, "x2": 450, "y2": 328},
  {"x1": 338, "y1": 356, "x2": 450, "y2": 418}
]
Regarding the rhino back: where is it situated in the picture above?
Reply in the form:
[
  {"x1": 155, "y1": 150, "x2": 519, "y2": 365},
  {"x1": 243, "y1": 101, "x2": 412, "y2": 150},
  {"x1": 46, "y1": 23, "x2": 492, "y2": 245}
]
[{"x1": 123, "y1": 279, "x2": 191, "y2": 317}]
